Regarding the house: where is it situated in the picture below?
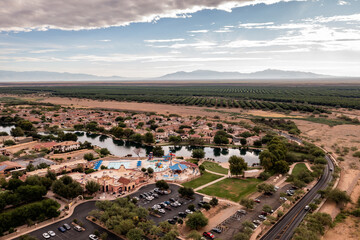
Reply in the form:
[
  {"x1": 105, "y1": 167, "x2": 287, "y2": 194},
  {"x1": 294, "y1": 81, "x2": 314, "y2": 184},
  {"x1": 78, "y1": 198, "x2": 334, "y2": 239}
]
[
  {"x1": 53, "y1": 141, "x2": 80, "y2": 152},
  {"x1": 0, "y1": 161, "x2": 24, "y2": 177},
  {"x1": 33, "y1": 141, "x2": 57, "y2": 151}
]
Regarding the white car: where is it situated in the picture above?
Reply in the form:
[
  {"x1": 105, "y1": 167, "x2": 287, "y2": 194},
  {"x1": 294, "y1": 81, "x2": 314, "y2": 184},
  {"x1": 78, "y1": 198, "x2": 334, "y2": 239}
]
[
  {"x1": 89, "y1": 234, "x2": 99, "y2": 240},
  {"x1": 280, "y1": 197, "x2": 287, "y2": 201},
  {"x1": 158, "y1": 209, "x2": 166, "y2": 214},
  {"x1": 48, "y1": 230, "x2": 56, "y2": 237},
  {"x1": 185, "y1": 209, "x2": 193, "y2": 214},
  {"x1": 258, "y1": 215, "x2": 267, "y2": 221},
  {"x1": 43, "y1": 233, "x2": 50, "y2": 239}
]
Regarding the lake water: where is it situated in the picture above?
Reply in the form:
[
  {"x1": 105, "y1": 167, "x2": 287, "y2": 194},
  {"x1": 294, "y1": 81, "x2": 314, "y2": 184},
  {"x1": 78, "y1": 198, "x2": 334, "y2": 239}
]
[
  {"x1": 0, "y1": 125, "x2": 260, "y2": 165},
  {"x1": 74, "y1": 132, "x2": 261, "y2": 165}
]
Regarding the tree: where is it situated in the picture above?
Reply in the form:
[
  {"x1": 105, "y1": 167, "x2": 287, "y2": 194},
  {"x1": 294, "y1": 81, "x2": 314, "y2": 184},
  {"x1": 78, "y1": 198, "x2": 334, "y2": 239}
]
[
  {"x1": 240, "y1": 138, "x2": 247, "y2": 146},
  {"x1": 51, "y1": 175, "x2": 83, "y2": 199},
  {"x1": 3, "y1": 140, "x2": 15, "y2": 146},
  {"x1": 100, "y1": 148, "x2": 110, "y2": 156},
  {"x1": 156, "y1": 180, "x2": 169, "y2": 190},
  {"x1": 126, "y1": 228, "x2": 144, "y2": 240},
  {"x1": 153, "y1": 146, "x2": 164, "y2": 157},
  {"x1": 209, "y1": 197, "x2": 219, "y2": 207},
  {"x1": 327, "y1": 189, "x2": 351, "y2": 204},
  {"x1": 240, "y1": 198, "x2": 255, "y2": 210},
  {"x1": 147, "y1": 167, "x2": 154, "y2": 175},
  {"x1": 187, "y1": 230, "x2": 202, "y2": 240},
  {"x1": 169, "y1": 135, "x2": 182, "y2": 144},
  {"x1": 229, "y1": 156, "x2": 247, "y2": 176},
  {"x1": 257, "y1": 183, "x2": 275, "y2": 194},
  {"x1": 84, "y1": 153, "x2": 94, "y2": 161},
  {"x1": 62, "y1": 132, "x2": 78, "y2": 141},
  {"x1": 186, "y1": 212, "x2": 208, "y2": 230},
  {"x1": 46, "y1": 170, "x2": 56, "y2": 181},
  {"x1": 85, "y1": 180, "x2": 100, "y2": 195},
  {"x1": 100, "y1": 232, "x2": 108, "y2": 240},
  {"x1": 11, "y1": 127, "x2": 24, "y2": 137},
  {"x1": 178, "y1": 187, "x2": 194, "y2": 198},
  {"x1": 85, "y1": 122, "x2": 98, "y2": 131},
  {"x1": 144, "y1": 132, "x2": 154, "y2": 144},
  {"x1": 262, "y1": 204, "x2": 272, "y2": 213},
  {"x1": 192, "y1": 149, "x2": 205, "y2": 159}
]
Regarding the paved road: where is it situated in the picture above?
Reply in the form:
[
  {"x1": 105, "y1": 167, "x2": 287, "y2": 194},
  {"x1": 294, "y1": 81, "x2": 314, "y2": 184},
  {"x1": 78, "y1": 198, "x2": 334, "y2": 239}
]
[
  {"x1": 260, "y1": 155, "x2": 334, "y2": 240},
  {"x1": 21, "y1": 183, "x2": 203, "y2": 240}
]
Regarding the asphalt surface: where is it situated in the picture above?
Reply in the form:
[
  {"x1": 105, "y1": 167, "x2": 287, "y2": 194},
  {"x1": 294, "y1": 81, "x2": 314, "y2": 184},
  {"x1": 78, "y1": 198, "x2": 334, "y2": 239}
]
[
  {"x1": 217, "y1": 184, "x2": 292, "y2": 240},
  {"x1": 260, "y1": 155, "x2": 334, "y2": 240},
  {"x1": 20, "y1": 183, "x2": 203, "y2": 240},
  {"x1": 128, "y1": 184, "x2": 203, "y2": 224}
]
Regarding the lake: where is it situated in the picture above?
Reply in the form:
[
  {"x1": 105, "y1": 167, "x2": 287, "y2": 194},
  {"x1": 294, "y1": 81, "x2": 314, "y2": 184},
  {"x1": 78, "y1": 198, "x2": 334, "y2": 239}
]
[{"x1": 0, "y1": 125, "x2": 260, "y2": 164}]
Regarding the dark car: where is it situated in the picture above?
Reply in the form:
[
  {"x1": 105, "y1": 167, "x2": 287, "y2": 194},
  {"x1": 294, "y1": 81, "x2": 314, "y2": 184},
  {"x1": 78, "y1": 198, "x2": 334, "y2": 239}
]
[
  {"x1": 63, "y1": 223, "x2": 71, "y2": 230},
  {"x1": 178, "y1": 212, "x2": 187, "y2": 218},
  {"x1": 211, "y1": 228, "x2": 222, "y2": 233},
  {"x1": 58, "y1": 227, "x2": 66, "y2": 233},
  {"x1": 170, "y1": 198, "x2": 176, "y2": 202},
  {"x1": 203, "y1": 232, "x2": 215, "y2": 239},
  {"x1": 173, "y1": 216, "x2": 179, "y2": 221},
  {"x1": 167, "y1": 219, "x2": 176, "y2": 225},
  {"x1": 165, "y1": 206, "x2": 172, "y2": 211}
]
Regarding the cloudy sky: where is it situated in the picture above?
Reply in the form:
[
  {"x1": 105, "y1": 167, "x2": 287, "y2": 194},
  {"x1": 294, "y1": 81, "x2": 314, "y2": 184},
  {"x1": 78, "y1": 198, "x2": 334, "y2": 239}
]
[{"x1": 0, "y1": 0, "x2": 359, "y2": 78}]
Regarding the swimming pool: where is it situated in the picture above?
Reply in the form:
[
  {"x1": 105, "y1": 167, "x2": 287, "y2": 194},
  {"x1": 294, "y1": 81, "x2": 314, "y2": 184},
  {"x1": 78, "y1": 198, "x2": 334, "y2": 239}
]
[
  {"x1": 107, "y1": 161, "x2": 132, "y2": 169},
  {"x1": 147, "y1": 163, "x2": 168, "y2": 172}
]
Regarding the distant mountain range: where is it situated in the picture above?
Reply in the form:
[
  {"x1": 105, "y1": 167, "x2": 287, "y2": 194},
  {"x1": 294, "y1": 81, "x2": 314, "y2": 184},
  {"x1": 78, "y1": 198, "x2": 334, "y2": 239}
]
[
  {"x1": 0, "y1": 69, "x2": 335, "y2": 81},
  {"x1": 156, "y1": 69, "x2": 333, "y2": 80},
  {"x1": 0, "y1": 70, "x2": 126, "y2": 81}
]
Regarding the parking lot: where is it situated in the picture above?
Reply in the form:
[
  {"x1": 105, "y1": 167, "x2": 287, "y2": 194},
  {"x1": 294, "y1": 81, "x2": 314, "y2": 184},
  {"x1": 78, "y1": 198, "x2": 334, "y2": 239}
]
[
  {"x1": 212, "y1": 184, "x2": 292, "y2": 240},
  {"x1": 20, "y1": 201, "x2": 121, "y2": 240},
  {"x1": 20, "y1": 183, "x2": 203, "y2": 240},
  {"x1": 129, "y1": 183, "x2": 203, "y2": 224}
]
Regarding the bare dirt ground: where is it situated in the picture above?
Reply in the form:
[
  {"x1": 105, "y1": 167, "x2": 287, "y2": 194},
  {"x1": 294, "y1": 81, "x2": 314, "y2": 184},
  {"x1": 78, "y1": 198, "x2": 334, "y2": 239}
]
[{"x1": 294, "y1": 119, "x2": 360, "y2": 239}]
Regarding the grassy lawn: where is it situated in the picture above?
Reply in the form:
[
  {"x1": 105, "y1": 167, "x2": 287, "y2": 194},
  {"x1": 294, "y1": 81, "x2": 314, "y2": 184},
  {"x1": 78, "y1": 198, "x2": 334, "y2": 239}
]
[
  {"x1": 292, "y1": 163, "x2": 309, "y2": 176},
  {"x1": 201, "y1": 161, "x2": 228, "y2": 175},
  {"x1": 198, "y1": 178, "x2": 262, "y2": 202},
  {"x1": 182, "y1": 172, "x2": 223, "y2": 189}
]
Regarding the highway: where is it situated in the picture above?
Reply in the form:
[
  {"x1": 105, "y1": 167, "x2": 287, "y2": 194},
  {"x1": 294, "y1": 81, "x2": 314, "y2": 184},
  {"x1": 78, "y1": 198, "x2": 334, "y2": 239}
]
[{"x1": 260, "y1": 155, "x2": 334, "y2": 240}]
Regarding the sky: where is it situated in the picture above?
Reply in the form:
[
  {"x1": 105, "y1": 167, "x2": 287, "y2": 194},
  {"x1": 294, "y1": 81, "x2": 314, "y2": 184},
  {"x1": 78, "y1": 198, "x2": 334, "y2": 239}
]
[{"x1": 0, "y1": 0, "x2": 360, "y2": 78}]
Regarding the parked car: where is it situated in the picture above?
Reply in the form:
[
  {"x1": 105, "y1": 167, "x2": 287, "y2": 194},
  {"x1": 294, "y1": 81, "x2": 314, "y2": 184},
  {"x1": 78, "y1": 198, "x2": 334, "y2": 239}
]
[
  {"x1": 258, "y1": 215, "x2": 267, "y2": 221},
  {"x1": 211, "y1": 228, "x2": 222, "y2": 233},
  {"x1": 74, "y1": 225, "x2": 83, "y2": 232},
  {"x1": 133, "y1": 196, "x2": 139, "y2": 201},
  {"x1": 280, "y1": 197, "x2": 287, "y2": 201},
  {"x1": 203, "y1": 232, "x2": 215, "y2": 239},
  {"x1": 185, "y1": 209, "x2": 193, "y2": 214},
  {"x1": 63, "y1": 223, "x2": 71, "y2": 230},
  {"x1": 153, "y1": 194, "x2": 159, "y2": 198},
  {"x1": 305, "y1": 205, "x2": 310, "y2": 211},
  {"x1": 48, "y1": 230, "x2": 56, "y2": 237},
  {"x1": 158, "y1": 209, "x2": 166, "y2": 214},
  {"x1": 254, "y1": 198, "x2": 261, "y2": 203},
  {"x1": 170, "y1": 198, "x2": 176, "y2": 202},
  {"x1": 89, "y1": 234, "x2": 99, "y2": 240},
  {"x1": 173, "y1": 216, "x2": 179, "y2": 221},
  {"x1": 178, "y1": 212, "x2": 187, "y2": 218},
  {"x1": 237, "y1": 209, "x2": 247, "y2": 215},
  {"x1": 58, "y1": 227, "x2": 66, "y2": 232},
  {"x1": 167, "y1": 219, "x2": 176, "y2": 225},
  {"x1": 261, "y1": 211, "x2": 268, "y2": 216},
  {"x1": 164, "y1": 201, "x2": 171, "y2": 205},
  {"x1": 165, "y1": 206, "x2": 172, "y2": 211},
  {"x1": 42, "y1": 233, "x2": 50, "y2": 239},
  {"x1": 253, "y1": 219, "x2": 261, "y2": 225}
]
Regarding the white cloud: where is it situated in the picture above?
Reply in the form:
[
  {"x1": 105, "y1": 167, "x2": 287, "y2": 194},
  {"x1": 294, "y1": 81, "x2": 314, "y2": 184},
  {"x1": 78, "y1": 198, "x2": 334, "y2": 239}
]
[
  {"x1": 144, "y1": 38, "x2": 185, "y2": 43},
  {"x1": 338, "y1": 0, "x2": 350, "y2": 5},
  {"x1": 0, "y1": 0, "x2": 306, "y2": 32},
  {"x1": 98, "y1": 39, "x2": 111, "y2": 42},
  {"x1": 188, "y1": 30, "x2": 209, "y2": 33}
]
